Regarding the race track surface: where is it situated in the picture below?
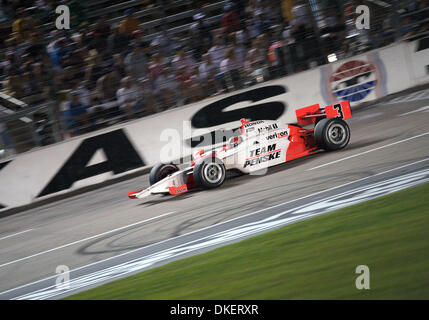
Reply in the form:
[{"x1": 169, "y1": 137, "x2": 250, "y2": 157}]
[{"x1": 0, "y1": 92, "x2": 429, "y2": 299}]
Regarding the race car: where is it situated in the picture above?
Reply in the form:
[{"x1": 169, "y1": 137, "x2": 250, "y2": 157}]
[{"x1": 128, "y1": 100, "x2": 352, "y2": 199}]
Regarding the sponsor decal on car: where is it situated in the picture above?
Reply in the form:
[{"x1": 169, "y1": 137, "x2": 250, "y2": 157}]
[
  {"x1": 277, "y1": 131, "x2": 288, "y2": 138},
  {"x1": 258, "y1": 123, "x2": 279, "y2": 133},
  {"x1": 244, "y1": 120, "x2": 265, "y2": 127},
  {"x1": 244, "y1": 144, "x2": 281, "y2": 167},
  {"x1": 266, "y1": 130, "x2": 288, "y2": 140},
  {"x1": 169, "y1": 184, "x2": 188, "y2": 195},
  {"x1": 244, "y1": 151, "x2": 281, "y2": 168},
  {"x1": 249, "y1": 144, "x2": 277, "y2": 157}
]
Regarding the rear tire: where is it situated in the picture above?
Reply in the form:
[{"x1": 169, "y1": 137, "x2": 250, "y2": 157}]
[
  {"x1": 314, "y1": 118, "x2": 350, "y2": 151},
  {"x1": 149, "y1": 163, "x2": 179, "y2": 185},
  {"x1": 193, "y1": 157, "x2": 226, "y2": 189}
]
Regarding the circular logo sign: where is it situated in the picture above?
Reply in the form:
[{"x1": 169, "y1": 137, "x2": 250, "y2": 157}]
[{"x1": 329, "y1": 60, "x2": 377, "y2": 102}]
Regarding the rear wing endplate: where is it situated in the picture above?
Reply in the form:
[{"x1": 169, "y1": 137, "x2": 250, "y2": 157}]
[{"x1": 295, "y1": 101, "x2": 352, "y2": 125}]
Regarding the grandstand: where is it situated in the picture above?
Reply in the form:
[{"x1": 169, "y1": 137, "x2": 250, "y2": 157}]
[{"x1": 0, "y1": 0, "x2": 428, "y2": 156}]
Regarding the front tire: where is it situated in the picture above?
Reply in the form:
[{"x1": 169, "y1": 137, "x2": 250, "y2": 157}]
[
  {"x1": 193, "y1": 157, "x2": 226, "y2": 189},
  {"x1": 149, "y1": 163, "x2": 179, "y2": 185},
  {"x1": 314, "y1": 118, "x2": 350, "y2": 151}
]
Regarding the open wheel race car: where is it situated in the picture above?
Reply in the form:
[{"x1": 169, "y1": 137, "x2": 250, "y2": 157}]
[{"x1": 128, "y1": 100, "x2": 352, "y2": 200}]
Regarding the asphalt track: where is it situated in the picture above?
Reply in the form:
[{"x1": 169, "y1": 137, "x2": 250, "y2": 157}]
[{"x1": 0, "y1": 92, "x2": 429, "y2": 299}]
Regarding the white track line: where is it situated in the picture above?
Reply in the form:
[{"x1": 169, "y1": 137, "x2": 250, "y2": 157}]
[
  {"x1": 385, "y1": 96, "x2": 429, "y2": 105},
  {"x1": 406, "y1": 91, "x2": 425, "y2": 100},
  {"x1": 400, "y1": 106, "x2": 429, "y2": 116},
  {"x1": 0, "y1": 211, "x2": 175, "y2": 269},
  {"x1": 1, "y1": 158, "x2": 428, "y2": 297},
  {"x1": 0, "y1": 229, "x2": 33, "y2": 241},
  {"x1": 380, "y1": 90, "x2": 429, "y2": 105},
  {"x1": 307, "y1": 131, "x2": 429, "y2": 171},
  {"x1": 414, "y1": 91, "x2": 429, "y2": 100}
]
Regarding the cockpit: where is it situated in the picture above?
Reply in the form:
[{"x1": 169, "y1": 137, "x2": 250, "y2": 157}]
[{"x1": 228, "y1": 135, "x2": 243, "y2": 148}]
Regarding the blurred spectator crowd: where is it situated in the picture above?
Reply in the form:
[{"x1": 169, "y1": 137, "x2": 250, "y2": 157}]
[{"x1": 0, "y1": 0, "x2": 428, "y2": 154}]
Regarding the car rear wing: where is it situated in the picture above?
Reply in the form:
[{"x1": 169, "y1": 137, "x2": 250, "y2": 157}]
[{"x1": 295, "y1": 100, "x2": 352, "y2": 126}]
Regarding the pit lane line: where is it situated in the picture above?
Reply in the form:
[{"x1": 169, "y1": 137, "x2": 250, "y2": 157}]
[
  {"x1": 1, "y1": 157, "x2": 428, "y2": 298},
  {"x1": 0, "y1": 229, "x2": 33, "y2": 241},
  {"x1": 0, "y1": 211, "x2": 176, "y2": 269},
  {"x1": 307, "y1": 131, "x2": 429, "y2": 171}
]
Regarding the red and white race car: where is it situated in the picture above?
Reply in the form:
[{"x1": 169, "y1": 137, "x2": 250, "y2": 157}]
[{"x1": 128, "y1": 101, "x2": 352, "y2": 199}]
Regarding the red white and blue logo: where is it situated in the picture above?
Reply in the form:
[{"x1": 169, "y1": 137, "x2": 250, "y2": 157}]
[{"x1": 321, "y1": 52, "x2": 387, "y2": 105}]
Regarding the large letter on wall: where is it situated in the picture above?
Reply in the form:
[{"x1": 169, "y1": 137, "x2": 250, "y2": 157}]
[{"x1": 38, "y1": 129, "x2": 144, "y2": 197}]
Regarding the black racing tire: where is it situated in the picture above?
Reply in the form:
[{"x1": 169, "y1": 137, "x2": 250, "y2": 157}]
[
  {"x1": 149, "y1": 163, "x2": 179, "y2": 185},
  {"x1": 193, "y1": 157, "x2": 226, "y2": 189},
  {"x1": 314, "y1": 118, "x2": 350, "y2": 151}
]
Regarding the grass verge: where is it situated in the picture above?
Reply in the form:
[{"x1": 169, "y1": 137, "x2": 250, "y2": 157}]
[{"x1": 67, "y1": 183, "x2": 429, "y2": 299}]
